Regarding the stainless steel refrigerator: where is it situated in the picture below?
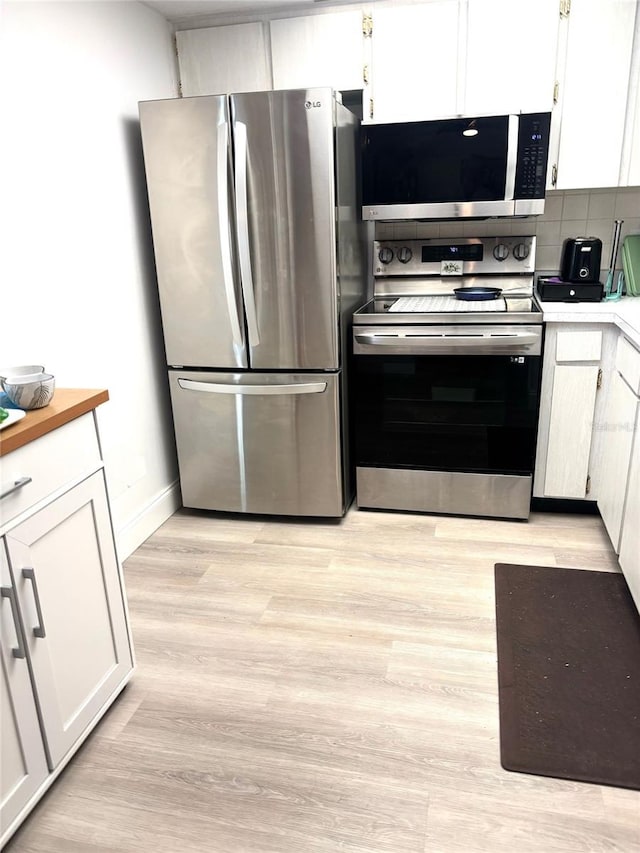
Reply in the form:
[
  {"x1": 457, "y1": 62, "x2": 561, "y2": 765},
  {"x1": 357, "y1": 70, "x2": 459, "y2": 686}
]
[{"x1": 139, "y1": 88, "x2": 366, "y2": 516}]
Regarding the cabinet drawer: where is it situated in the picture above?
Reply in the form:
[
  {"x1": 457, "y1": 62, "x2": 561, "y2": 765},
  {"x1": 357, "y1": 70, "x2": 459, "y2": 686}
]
[
  {"x1": 0, "y1": 414, "x2": 101, "y2": 527},
  {"x1": 616, "y1": 336, "x2": 640, "y2": 394},
  {"x1": 556, "y1": 330, "x2": 602, "y2": 362}
]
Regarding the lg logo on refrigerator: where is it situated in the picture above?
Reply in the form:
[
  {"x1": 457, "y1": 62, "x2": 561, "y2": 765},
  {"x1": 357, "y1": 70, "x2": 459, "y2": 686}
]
[{"x1": 305, "y1": 101, "x2": 322, "y2": 109}]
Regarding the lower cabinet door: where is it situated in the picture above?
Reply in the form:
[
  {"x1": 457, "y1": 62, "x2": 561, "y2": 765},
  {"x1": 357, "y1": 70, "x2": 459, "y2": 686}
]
[
  {"x1": 5, "y1": 472, "x2": 133, "y2": 769},
  {"x1": 1, "y1": 545, "x2": 48, "y2": 842},
  {"x1": 543, "y1": 362, "x2": 600, "y2": 498},
  {"x1": 619, "y1": 434, "x2": 640, "y2": 612},
  {"x1": 596, "y1": 370, "x2": 639, "y2": 550}
]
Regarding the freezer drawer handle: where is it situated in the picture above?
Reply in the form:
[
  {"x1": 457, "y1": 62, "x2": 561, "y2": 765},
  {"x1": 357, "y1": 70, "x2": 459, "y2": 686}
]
[
  {"x1": 1, "y1": 586, "x2": 26, "y2": 658},
  {"x1": 178, "y1": 378, "x2": 327, "y2": 395},
  {"x1": 233, "y1": 121, "x2": 260, "y2": 348},
  {"x1": 217, "y1": 121, "x2": 243, "y2": 347}
]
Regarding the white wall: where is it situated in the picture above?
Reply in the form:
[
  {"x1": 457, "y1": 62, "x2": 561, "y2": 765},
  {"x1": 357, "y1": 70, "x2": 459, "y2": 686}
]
[{"x1": 0, "y1": 1, "x2": 181, "y2": 557}]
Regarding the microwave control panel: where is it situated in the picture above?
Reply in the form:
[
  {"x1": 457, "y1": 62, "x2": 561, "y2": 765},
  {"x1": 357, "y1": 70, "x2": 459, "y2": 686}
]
[{"x1": 514, "y1": 113, "x2": 552, "y2": 199}]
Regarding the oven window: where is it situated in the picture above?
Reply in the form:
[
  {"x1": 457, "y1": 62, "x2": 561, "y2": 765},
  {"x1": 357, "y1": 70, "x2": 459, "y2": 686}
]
[
  {"x1": 352, "y1": 353, "x2": 541, "y2": 475},
  {"x1": 361, "y1": 115, "x2": 509, "y2": 206}
]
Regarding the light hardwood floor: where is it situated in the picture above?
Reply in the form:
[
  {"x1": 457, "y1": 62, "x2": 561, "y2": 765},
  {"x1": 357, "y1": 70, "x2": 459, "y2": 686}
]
[{"x1": 6, "y1": 506, "x2": 640, "y2": 852}]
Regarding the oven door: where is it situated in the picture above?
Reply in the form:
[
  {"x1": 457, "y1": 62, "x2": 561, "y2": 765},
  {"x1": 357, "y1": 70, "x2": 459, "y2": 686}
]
[{"x1": 351, "y1": 325, "x2": 543, "y2": 518}]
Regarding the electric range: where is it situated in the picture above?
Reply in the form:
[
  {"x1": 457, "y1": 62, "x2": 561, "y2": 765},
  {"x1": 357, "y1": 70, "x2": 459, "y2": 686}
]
[{"x1": 351, "y1": 236, "x2": 544, "y2": 520}]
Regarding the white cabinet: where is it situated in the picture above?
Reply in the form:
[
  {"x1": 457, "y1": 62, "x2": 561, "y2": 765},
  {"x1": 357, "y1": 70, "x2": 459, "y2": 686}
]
[
  {"x1": 176, "y1": 23, "x2": 271, "y2": 96},
  {"x1": 367, "y1": 0, "x2": 560, "y2": 124},
  {"x1": 534, "y1": 325, "x2": 609, "y2": 499},
  {"x1": 368, "y1": 1, "x2": 460, "y2": 124},
  {"x1": 621, "y1": 28, "x2": 640, "y2": 186},
  {"x1": 4, "y1": 472, "x2": 132, "y2": 768},
  {"x1": 463, "y1": 0, "x2": 559, "y2": 115},
  {"x1": 556, "y1": 0, "x2": 637, "y2": 189},
  {"x1": 596, "y1": 338, "x2": 640, "y2": 550},
  {"x1": 0, "y1": 407, "x2": 134, "y2": 846},
  {"x1": 1, "y1": 547, "x2": 48, "y2": 837},
  {"x1": 597, "y1": 335, "x2": 640, "y2": 603},
  {"x1": 270, "y1": 11, "x2": 364, "y2": 92},
  {"x1": 619, "y1": 430, "x2": 640, "y2": 611}
]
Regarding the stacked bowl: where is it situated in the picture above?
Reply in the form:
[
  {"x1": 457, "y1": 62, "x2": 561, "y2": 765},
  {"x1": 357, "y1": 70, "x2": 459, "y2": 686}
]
[{"x1": 0, "y1": 365, "x2": 55, "y2": 409}]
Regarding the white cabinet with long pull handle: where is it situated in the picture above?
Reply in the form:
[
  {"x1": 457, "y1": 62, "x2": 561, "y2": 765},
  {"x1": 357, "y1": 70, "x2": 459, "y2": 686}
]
[
  {"x1": 0, "y1": 397, "x2": 134, "y2": 847},
  {"x1": 596, "y1": 337, "x2": 640, "y2": 551},
  {"x1": 1, "y1": 546, "x2": 49, "y2": 837}
]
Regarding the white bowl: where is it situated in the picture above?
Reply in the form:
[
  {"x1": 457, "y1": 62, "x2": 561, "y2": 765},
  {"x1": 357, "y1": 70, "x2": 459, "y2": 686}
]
[
  {"x1": 2, "y1": 373, "x2": 55, "y2": 410},
  {"x1": 0, "y1": 364, "x2": 45, "y2": 380}
]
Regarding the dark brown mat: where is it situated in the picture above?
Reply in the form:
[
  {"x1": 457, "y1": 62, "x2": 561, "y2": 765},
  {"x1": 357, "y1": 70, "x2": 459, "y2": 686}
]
[{"x1": 495, "y1": 563, "x2": 640, "y2": 790}]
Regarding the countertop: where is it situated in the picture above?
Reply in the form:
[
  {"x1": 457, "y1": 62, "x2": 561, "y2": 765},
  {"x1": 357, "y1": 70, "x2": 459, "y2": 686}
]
[
  {"x1": 0, "y1": 388, "x2": 109, "y2": 457},
  {"x1": 541, "y1": 295, "x2": 640, "y2": 348}
]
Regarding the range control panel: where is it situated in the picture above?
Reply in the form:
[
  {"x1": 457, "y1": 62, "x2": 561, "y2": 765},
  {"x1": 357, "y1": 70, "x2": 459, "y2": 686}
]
[{"x1": 373, "y1": 236, "x2": 536, "y2": 277}]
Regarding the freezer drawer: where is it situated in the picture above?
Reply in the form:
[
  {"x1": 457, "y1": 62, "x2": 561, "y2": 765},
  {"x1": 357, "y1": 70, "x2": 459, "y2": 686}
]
[{"x1": 169, "y1": 370, "x2": 345, "y2": 516}]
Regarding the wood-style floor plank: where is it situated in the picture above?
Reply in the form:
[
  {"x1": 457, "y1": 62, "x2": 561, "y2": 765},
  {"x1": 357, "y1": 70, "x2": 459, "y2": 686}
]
[{"x1": 5, "y1": 505, "x2": 639, "y2": 852}]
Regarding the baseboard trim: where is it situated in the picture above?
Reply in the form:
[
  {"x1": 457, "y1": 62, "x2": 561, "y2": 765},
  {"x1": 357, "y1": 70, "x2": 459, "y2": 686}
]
[
  {"x1": 116, "y1": 479, "x2": 181, "y2": 559},
  {"x1": 531, "y1": 497, "x2": 600, "y2": 515}
]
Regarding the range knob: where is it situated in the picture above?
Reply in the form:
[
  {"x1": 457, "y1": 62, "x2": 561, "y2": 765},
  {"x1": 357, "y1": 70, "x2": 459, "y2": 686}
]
[
  {"x1": 493, "y1": 244, "x2": 509, "y2": 261},
  {"x1": 378, "y1": 247, "x2": 394, "y2": 264},
  {"x1": 397, "y1": 246, "x2": 413, "y2": 264},
  {"x1": 513, "y1": 242, "x2": 530, "y2": 261}
]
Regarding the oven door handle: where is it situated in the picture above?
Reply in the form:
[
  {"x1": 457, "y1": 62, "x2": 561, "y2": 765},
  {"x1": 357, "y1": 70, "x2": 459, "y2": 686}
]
[{"x1": 354, "y1": 331, "x2": 540, "y2": 349}]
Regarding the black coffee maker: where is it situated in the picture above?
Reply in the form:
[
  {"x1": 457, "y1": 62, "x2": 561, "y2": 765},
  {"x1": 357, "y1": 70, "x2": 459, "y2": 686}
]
[
  {"x1": 537, "y1": 236, "x2": 604, "y2": 301},
  {"x1": 560, "y1": 237, "x2": 602, "y2": 282}
]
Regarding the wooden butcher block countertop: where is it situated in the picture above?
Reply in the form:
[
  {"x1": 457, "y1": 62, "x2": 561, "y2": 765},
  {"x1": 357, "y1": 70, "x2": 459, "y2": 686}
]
[{"x1": 0, "y1": 388, "x2": 109, "y2": 457}]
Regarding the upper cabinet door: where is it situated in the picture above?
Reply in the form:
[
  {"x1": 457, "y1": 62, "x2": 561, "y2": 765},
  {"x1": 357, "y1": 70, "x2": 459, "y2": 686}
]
[
  {"x1": 556, "y1": 0, "x2": 636, "y2": 189},
  {"x1": 620, "y1": 15, "x2": 640, "y2": 186},
  {"x1": 368, "y1": 1, "x2": 460, "y2": 124},
  {"x1": 270, "y1": 11, "x2": 364, "y2": 91},
  {"x1": 463, "y1": 0, "x2": 559, "y2": 115},
  {"x1": 176, "y1": 23, "x2": 271, "y2": 96}
]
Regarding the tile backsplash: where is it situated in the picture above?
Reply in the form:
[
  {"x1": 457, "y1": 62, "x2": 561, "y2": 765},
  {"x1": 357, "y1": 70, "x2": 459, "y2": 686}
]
[{"x1": 374, "y1": 187, "x2": 640, "y2": 276}]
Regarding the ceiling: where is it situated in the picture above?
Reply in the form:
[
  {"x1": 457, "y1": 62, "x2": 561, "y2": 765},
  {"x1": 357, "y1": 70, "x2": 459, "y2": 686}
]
[{"x1": 141, "y1": 0, "x2": 327, "y2": 24}]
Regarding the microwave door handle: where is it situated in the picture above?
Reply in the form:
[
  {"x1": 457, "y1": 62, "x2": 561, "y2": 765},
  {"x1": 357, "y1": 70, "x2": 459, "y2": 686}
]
[
  {"x1": 233, "y1": 121, "x2": 260, "y2": 347},
  {"x1": 505, "y1": 115, "x2": 518, "y2": 200},
  {"x1": 217, "y1": 121, "x2": 243, "y2": 347}
]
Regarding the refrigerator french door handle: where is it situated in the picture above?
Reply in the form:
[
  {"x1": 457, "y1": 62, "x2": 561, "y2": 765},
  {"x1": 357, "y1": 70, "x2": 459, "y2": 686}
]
[
  {"x1": 217, "y1": 121, "x2": 243, "y2": 347},
  {"x1": 233, "y1": 121, "x2": 260, "y2": 347},
  {"x1": 178, "y1": 378, "x2": 327, "y2": 395}
]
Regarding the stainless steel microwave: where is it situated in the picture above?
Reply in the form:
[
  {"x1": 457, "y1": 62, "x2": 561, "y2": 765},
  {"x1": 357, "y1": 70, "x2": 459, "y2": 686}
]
[{"x1": 361, "y1": 112, "x2": 552, "y2": 221}]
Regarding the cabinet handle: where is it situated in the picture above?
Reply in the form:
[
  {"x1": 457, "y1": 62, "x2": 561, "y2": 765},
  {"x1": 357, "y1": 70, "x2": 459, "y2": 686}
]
[
  {"x1": 1, "y1": 586, "x2": 26, "y2": 658},
  {"x1": 0, "y1": 476, "x2": 32, "y2": 500},
  {"x1": 22, "y1": 568, "x2": 46, "y2": 638}
]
